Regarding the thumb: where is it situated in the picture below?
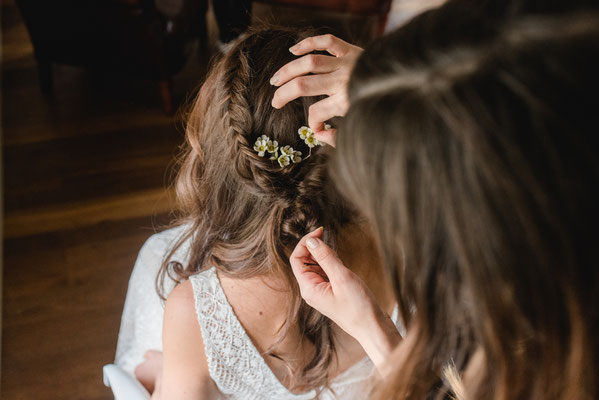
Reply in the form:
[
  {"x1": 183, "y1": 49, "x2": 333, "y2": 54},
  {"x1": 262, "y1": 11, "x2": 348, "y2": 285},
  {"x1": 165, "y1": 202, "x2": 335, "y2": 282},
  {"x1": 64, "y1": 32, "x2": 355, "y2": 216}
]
[{"x1": 305, "y1": 237, "x2": 346, "y2": 281}]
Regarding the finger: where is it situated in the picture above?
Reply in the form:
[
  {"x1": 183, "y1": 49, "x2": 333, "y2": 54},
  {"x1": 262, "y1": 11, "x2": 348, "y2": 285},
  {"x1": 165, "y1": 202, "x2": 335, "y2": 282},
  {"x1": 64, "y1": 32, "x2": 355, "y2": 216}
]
[
  {"x1": 290, "y1": 228, "x2": 325, "y2": 283},
  {"x1": 307, "y1": 95, "x2": 346, "y2": 139},
  {"x1": 290, "y1": 227, "x2": 324, "y2": 270},
  {"x1": 305, "y1": 264, "x2": 329, "y2": 282},
  {"x1": 270, "y1": 54, "x2": 338, "y2": 87},
  {"x1": 289, "y1": 34, "x2": 352, "y2": 57},
  {"x1": 314, "y1": 128, "x2": 336, "y2": 148},
  {"x1": 272, "y1": 73, "x2": 337, "y2": 109},
  {"x1": 305, "y1": 237, "x2": 347, "y2": 282}
]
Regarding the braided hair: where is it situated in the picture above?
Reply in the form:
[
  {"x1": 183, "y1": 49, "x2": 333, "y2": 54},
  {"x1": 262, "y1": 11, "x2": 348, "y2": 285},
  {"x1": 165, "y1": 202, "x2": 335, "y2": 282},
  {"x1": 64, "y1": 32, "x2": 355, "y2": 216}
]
[{"x1": 158, "y1": 27, "x2": 356, "y2": 391}]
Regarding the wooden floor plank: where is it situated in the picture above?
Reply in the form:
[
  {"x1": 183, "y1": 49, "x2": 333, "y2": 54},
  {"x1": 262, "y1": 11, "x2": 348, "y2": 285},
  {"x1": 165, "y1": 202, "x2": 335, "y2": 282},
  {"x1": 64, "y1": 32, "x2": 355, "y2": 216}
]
[
  {"x1": 4, "y1": 188, "x2": 175, "y2": 239},
  {"x1": 3, "y1": 216, "x2": 171, "y2": 400},
  {"x1": 1, "y1": 0, "x2": 190, "y2": 397}
]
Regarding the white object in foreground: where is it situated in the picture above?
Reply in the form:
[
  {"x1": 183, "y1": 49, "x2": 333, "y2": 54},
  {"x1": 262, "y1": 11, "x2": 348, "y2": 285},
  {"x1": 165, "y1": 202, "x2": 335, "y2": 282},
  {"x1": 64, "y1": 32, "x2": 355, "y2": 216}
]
[{"x1": 103, "y1": 364, "x2": 151, "y2": 400}]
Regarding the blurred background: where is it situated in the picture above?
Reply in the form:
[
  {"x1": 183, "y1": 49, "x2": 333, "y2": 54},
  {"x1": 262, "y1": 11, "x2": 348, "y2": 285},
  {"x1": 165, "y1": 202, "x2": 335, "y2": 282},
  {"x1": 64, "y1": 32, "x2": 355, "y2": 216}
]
[{"x1": 0, "y1": 0, "x2": 442, "y2": 398}]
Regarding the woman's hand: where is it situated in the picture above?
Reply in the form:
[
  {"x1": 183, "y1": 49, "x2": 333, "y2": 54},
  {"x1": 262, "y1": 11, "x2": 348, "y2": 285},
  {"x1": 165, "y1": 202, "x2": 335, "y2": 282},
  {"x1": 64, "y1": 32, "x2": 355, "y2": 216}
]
[
  {"x1": 270, "y1": 35, "x2": 363, "y2": 147},
  {"x1": 290, "y1": 228, "x2": 402, "y2": 373},
  {"x1": 134, "y1": 350, "x2": 163, "y2": 395},
  {"x1": 289, "y1": 227, "x2": 377, "y2": 337}
]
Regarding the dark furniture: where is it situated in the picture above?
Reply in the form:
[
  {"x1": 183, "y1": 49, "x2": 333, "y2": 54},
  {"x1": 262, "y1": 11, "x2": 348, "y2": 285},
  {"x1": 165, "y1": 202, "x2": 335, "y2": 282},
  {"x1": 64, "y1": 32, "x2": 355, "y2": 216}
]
[
  {"x1": 16, "y1": 0, "x2": 207, "y2": 114},
  {"x1": 258, "y1": 0, "x2": 392, "y2": 35}
]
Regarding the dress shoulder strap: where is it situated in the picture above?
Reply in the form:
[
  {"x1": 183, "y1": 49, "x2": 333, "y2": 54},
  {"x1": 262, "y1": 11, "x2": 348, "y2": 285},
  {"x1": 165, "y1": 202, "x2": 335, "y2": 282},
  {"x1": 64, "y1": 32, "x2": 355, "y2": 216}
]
[
  {"x1": 188, "y1": 268, "x2": 304, "y2": 399},
  {"x1": 188, "y1": 268, "x2": 250, "y2": 395}
]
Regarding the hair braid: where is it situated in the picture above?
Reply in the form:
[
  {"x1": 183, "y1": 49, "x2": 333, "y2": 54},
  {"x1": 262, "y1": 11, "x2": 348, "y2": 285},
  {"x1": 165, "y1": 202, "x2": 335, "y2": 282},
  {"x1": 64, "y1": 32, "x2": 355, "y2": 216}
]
[
  {"x1": 280, "y1": 161, "x2": 339, "y2": 388},
  {"x1": 220, "y1": 45, "x2": 342, "y2": 388},
  {"x1": 221, "y1": 45, "x2": 287, "y2": 197},
  {"x1": 160, "y1": 27, "x2": 358, "y2": 393}
]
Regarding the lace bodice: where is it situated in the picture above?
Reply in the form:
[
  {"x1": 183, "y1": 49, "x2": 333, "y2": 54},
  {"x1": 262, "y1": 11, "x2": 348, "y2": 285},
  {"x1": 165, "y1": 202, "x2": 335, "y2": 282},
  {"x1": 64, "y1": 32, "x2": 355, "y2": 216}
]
[
  {"x1": 115, "y1": 226, "x2": 405, "y2": 399},
  {"x1": 189, "y1": 267, "x2": 404, "y2": 400}
]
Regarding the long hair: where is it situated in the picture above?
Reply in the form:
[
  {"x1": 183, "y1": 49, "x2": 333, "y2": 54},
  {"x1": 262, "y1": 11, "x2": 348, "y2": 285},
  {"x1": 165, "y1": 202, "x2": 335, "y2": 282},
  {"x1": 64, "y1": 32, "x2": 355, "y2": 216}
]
[
  {"x1": 334, "y1": 2, "x2": 599, "y2": 398},
  {"x1": 157, "y1": 27, "x2": 355, "y2": 391}
]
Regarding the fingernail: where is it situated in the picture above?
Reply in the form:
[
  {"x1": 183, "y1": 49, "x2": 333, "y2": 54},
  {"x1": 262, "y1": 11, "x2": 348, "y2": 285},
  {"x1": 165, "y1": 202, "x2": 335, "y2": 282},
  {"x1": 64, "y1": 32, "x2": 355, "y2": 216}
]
[
  {"x1": 289, "y1": 44, "x2": 300, "y2": 53},
  {"x1": 270, "y1": 73, "x2": 279, "y2": 86},
  {"x1": 307, "y1": 238, "x2": 319, "y2": 249}
]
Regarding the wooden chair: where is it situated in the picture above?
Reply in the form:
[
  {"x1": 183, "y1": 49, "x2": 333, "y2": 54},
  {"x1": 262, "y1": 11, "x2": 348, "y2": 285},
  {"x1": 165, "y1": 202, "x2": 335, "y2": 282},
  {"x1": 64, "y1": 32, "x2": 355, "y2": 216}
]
[
  {"x1": 257, "y1": 0, "x2": 392, "y2": 36},
  {"x1": 15, "y1": 0, "x2": 207, "y2": 115}
]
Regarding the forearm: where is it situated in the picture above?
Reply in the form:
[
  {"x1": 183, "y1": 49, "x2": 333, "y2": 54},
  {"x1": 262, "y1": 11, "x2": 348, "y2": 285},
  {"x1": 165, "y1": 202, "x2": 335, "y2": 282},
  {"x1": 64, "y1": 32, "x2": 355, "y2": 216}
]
[{"x1": 354, "y1": 306, "x2": 402, "y2": 377}]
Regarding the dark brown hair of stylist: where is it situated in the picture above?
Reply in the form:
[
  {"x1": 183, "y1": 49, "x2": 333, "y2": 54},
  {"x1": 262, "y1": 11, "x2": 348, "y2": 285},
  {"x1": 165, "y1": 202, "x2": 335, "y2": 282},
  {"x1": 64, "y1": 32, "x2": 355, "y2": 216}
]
[{"x1": 333, "y1": 6, "x2": 599, "y2": 400}]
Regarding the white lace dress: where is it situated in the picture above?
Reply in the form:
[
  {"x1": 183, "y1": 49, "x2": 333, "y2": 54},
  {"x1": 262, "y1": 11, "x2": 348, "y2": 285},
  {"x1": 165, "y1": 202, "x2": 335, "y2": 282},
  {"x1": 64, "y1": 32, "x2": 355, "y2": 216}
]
[{"x1": 115, "y1": 226, "x2": 405, "y2": 399}]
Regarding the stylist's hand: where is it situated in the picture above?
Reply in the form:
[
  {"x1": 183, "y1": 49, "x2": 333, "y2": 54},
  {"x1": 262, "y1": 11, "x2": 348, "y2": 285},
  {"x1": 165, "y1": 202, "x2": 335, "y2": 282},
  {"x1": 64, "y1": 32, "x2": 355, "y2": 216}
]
[
  {"x1": 290, "y1": 228, "x2": 402, "y2": 377},
  {"x1": 270, "y1": 35, "x2": 363, "y2": 146},
  {"x1": 289, "y1": 227, "x2": 379, "y2": 339}
]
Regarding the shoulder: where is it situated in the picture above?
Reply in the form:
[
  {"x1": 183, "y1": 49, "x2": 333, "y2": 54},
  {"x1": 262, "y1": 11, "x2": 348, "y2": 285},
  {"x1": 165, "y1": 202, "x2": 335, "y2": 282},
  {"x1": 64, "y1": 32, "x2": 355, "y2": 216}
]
[
  {"x1": 164, "y1": 280, "x2": 196, "y2": 323},
  {"x1": 162, "y1": 281, "x2": 202, "y2": 360},
  {"x1": 161, "y1": 279, "x2": 219, "y2": 398}
]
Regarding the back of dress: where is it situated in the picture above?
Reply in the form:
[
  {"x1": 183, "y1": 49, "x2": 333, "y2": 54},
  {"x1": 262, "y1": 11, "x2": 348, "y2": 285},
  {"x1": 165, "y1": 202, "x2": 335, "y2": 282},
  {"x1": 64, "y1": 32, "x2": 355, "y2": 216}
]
[
  {"x1": 190, "y1": 267, "x2": 404, "y2": 400},
  {"x1": 115, "y1": 226, "x2": 404, "y2": 399}
]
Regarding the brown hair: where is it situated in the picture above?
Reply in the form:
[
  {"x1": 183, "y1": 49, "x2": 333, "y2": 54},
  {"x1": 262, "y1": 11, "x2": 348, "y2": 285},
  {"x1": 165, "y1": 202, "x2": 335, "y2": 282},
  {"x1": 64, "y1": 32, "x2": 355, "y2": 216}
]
[
  {"x1": 334, "y1": 3, "x2": 599, "y2": 399},
  {"x1": 158, "y1": 27, "x2": 355, "y2": 391}
]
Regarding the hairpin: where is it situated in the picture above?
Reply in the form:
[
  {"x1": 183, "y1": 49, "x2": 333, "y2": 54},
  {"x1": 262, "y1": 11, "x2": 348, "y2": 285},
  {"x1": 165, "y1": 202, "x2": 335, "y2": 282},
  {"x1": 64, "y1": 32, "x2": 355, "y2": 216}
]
[{"x1": 253, "y1": 125, "x2": 327, "y2": 168}]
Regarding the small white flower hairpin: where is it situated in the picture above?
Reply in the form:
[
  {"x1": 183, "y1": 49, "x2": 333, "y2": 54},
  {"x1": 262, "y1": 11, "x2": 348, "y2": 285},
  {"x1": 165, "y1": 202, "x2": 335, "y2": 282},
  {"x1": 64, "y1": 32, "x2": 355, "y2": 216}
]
[
  {"x1": 278, "y1": 145, "x2": 303, "y2": 167},
  {"x1": 253, "y1": 125, "x2": 328, "y2": 168},
  {"x1": 253, "y1": 135, "x2": 269, "y2": 157},
  {"x1": 266, "y1": 139, "x2": 279, "y2": 160},
  {"x1": 298, "y1": 125, "x2": 328, "y2": 149}
]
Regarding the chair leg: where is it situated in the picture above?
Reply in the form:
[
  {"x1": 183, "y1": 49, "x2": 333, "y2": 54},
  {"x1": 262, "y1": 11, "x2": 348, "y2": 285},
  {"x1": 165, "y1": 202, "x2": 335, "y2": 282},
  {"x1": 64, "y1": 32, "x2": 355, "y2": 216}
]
[{"x1": 159, "y1": 79, "x2": 174, "y2": 116}]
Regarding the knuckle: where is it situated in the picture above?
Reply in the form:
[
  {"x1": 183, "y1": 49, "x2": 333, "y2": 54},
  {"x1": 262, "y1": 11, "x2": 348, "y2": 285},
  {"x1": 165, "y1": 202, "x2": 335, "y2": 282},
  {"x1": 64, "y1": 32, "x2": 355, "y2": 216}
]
[
  {"x1": 336, "y1": 270, "x2": 351, "y2": 286},
  {"x1": 305, "y1": 54, "x2": 317, "y2": 68},
  {"x1": 338, "y1": 67, "x2": 351, "y2": 79},
  {"x1": 295, "y1": 77, "x2": 308, "y2": 92},
  {"x1": 310, "y1": 111, "x2": 324, "y2": 124},
  {"x1": 337, "y1": 95, "x2": 349, "y2": 111}
]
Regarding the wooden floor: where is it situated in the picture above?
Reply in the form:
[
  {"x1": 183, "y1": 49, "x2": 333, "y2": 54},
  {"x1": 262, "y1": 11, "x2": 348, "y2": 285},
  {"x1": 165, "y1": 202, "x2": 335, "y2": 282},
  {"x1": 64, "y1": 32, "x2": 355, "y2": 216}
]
[
  {"x1": 0, "y1": 0, "x2": 396, "y2": 398},
  {"x1": 1, "y1": 0, "x2": 195, "y2": 397}
]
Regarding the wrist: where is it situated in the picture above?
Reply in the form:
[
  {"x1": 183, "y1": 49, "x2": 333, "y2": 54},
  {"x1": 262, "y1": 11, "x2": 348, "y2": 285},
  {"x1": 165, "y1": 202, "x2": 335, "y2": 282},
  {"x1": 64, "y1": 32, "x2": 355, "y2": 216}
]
[{"x1": 354, "y1": 305, "x2": 401, "y2": 375}]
